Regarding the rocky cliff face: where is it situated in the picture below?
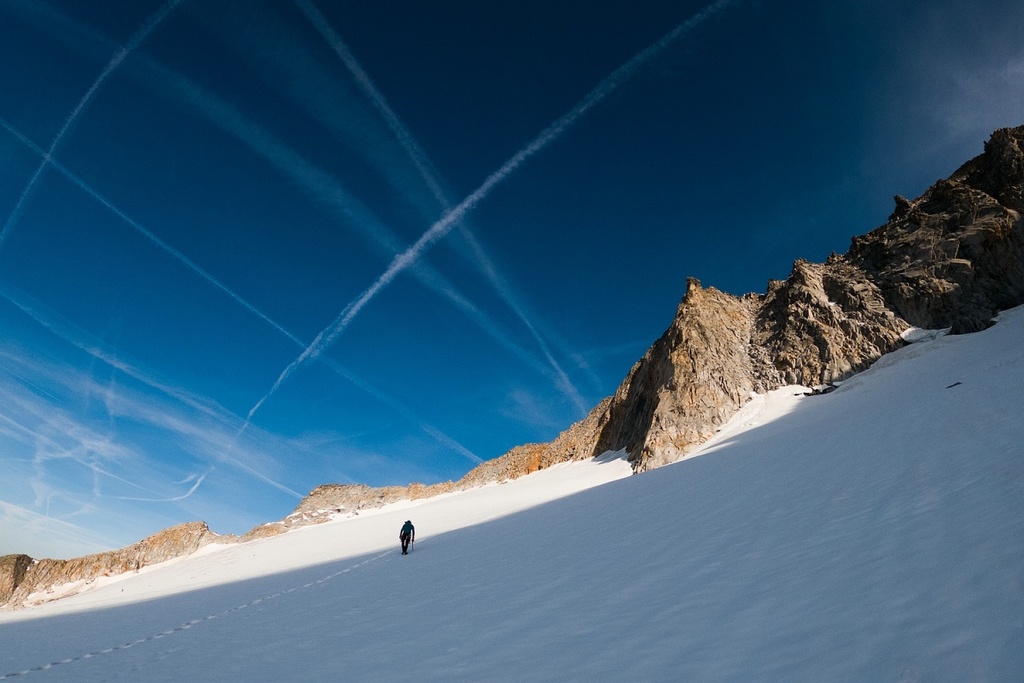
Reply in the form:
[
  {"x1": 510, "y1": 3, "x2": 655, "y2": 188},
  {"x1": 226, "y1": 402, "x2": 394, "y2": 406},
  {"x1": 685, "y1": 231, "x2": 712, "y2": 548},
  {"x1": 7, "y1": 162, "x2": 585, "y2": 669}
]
[
  {"x1": 593, "y1": 258, "x2": 910, "y2": 472},
  {"x1": 600, "y1": 125, "x2": 1023, "y2": 470},
  {"x1": 283, "y1": 125, "x2": 1024, "y2": 487},
  {"x1": 755, "y1": 257, "x2": 907, "y2": 386},
  {"x1": 3, "y1": 125, "x2": 1022, "y2": 610},
  {"x1": 592, "y1": 282, "x2": 763, "y2": 470},
  {"x1": 849, "y1": 163, "x2": 1024, "y2": 333},
  {"x1": 1, "y1": 522, "x2": 219, "y2": 608}
]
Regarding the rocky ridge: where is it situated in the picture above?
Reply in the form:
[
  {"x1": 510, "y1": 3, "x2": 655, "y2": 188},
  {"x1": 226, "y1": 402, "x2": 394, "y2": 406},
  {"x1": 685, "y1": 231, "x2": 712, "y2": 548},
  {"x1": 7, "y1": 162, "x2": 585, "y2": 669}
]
[
  {"x1": 603, "y1": 125, "x2": 1023, "y2": 470},
  {"x1": 3, "y1": 125, "x2": 1022, "y2": 609},
  {"x1": 1, "y1": 522, "x2": 218, "y2": 608}
]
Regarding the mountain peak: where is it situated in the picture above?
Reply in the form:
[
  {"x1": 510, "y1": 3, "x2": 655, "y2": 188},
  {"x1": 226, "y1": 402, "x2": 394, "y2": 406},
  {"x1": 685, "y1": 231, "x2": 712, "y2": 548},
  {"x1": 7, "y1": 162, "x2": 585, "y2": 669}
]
[{"x1": 3, "y1": 125, "x2": 1023, "y2": 608}]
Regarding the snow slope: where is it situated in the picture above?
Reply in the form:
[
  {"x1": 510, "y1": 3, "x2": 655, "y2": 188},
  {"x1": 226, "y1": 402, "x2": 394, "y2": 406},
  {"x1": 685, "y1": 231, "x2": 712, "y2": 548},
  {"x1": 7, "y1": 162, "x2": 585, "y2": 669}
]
[{"x1": 2, "y1": 307, "x2": 1023, "y2": 681}]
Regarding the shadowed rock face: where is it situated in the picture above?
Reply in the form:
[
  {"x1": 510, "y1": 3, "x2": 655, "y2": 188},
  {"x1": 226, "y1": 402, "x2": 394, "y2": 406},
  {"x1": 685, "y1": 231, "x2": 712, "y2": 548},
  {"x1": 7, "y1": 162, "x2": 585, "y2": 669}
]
[
  {"x1": 3, "y1": 125, "x2": 1022, "y2": 609},
  {"x1": 848, "y1": 180, "x2": 1024, "y2": 333},
  {"x1": 0, "y1": 554, "x2": 31, "y2": 604},
  {"x1": 952, "y1": 126, "x2": 1024, "y2": 213},
  {"x1": 594, "y1": 125, "x2": 1023, "y2": 471}
]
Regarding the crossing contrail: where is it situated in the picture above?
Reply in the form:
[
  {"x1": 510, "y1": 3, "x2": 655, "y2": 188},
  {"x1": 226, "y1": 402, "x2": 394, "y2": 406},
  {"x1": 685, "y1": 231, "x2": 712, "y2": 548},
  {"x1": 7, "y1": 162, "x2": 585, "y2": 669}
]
[
  {"x1": 0, "y1": 0, "x2": 183, "y2": 252},
  {"x1": 295, "y1": 0, "x2": 590, "y2": 417},
  {"x1": 0, "y1": 282, "x2": 306, "y2": 499},
  {"x1": 0, "y1": 116, "x2": 484, "y2": 465},
  {"x1": 121, "y1": 48, "x2": 562, "y2": 390},
  {"x1": 293, "y1": 0, "x2": 451, "y2": 209},
  {"x1": 318, "y1": 357, "x2": 485, "y2": 465},
  {"x1": 2, "y1": 2, "x2": 582, "y2": 432},
  {"x1": 246, "y1": 0, "x2": 736, "y2": 424}
]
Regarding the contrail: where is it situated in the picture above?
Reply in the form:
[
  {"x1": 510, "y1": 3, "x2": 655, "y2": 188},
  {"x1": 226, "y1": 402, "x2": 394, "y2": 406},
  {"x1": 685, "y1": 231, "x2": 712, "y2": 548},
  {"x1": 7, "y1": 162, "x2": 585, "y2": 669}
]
[
  {"x1": 0, "y1": 281, "x2": 226, "y2": 423},
  {"x1": 113, "y1": 471, "x2": 210, "y2": 502},
  {"x1": 247, "y1": 0, "x2": 736, "y2": 423},
  {"x1": 319, "y1": 356, "x2": 484, "y2": 465},
  {"x1": 293, "y1": 0, "x2": 449, "y2": 207},
  {"x1": 2, "y1": 3, "x2": 576, "y2": 429},
  {"x1": 295, "y1": 0, "x2": 590, "y2": 416},
  {"x1": 0, "y1": 0, "x2": 183, "y2": 251},
  {"x1": 0, "y1": 283, "x2": 306, "y2": 499},
  {"x1": 117, "y1": 50, "x2": 561, "y2": 389},
  {"x1": 0, "y1": 117, "x2": 484, "y2": 465},
  {"x1": 0, "y1": 116, "x2": 297, "y2": 344}
]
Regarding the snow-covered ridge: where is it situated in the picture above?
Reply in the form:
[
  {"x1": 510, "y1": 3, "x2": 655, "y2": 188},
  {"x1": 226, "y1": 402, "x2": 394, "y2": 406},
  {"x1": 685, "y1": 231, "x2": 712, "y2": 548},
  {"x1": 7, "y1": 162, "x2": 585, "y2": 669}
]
[
  {"x1": 1, "y1": 305, "x2": 1021, "y2": 680},
  {"x1": 6, "y1": 124, "x2": 1024, "y2": 614}
]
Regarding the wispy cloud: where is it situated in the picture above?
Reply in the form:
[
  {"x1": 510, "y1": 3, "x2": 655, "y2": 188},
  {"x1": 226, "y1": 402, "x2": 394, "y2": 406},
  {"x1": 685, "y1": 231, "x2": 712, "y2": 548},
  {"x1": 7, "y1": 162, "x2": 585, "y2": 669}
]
[
  {"x1": 864, "y1": 0, "x2": 1024, "y2": 180},
  {"x1": 1, "y1": 348, "x2": 182, "y2": 553},
  {"x1": 0, "y1": 390, "x2": 151, "y2": 506},
  {"x1": 931, "y1": 53, "x2": 1024, "y2": 140},
  {"x1": 0, "y1": 1, "x2": 571, "y2": 460},
  {"x1": 0, "y1": 282, "x2": 227, "y2": 422},
  {"x1": 0, "y1": 284, "x2": 303, "y2": 499},
  {"x1": 247, "y1": 0, "x2": 737, "y2": 423},
  {"x1": 0, "y1": 500, "x2": 121, "y2": 558},
  {"x1": 0, "y1": 320, "x2": 318, "y2": 552},
  {"x1": 500, "y1": 388, "x2": 568, "y2": 434},
  {"x1": 113, "y1": 469, "x2": 211, "y2": 502},
  {"x1": 0, "y1": 114, "x2": 485, "y2": 468}
]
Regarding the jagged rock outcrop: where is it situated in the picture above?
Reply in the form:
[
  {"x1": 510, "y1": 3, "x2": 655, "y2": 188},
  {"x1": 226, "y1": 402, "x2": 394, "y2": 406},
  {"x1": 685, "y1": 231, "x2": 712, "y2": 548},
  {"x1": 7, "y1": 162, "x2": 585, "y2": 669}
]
[
  {"x1": 290, "y1": 396, "x2": 615, "y2": 523},
  {"x1": 0, "y1": 554, "x2": 31, "y2": 604},
  {"x1": 592, "y1": 281, "x2": 763, "y2": 470},
  {"x1": 755, "y1": 257, "x2": 908, "y2": 386},
  {"x1": 459, "y1": 395, "x2": 613, "y2": 484},
  {"x1": 1, "y1": 522, "x2": 221, "y2": 609},
  {"x1": 4, "y1": 125, "x2": 1022, "y2": 610},
  {"x1": 952, "y1": 125, "x2": 1024, "y2": 213},
  {"x1": 591, "y1": 256, "x2": 911, "y2": 471},
  {"x1": 284, "y1": 481, "x2": 456, "y2": 528},
  {"x1": 600, "y1": 125, "x2": 1023, "y2": 470},
  {"x1": 848, "y1": 167, "x2": 1024, "y2": 333}
]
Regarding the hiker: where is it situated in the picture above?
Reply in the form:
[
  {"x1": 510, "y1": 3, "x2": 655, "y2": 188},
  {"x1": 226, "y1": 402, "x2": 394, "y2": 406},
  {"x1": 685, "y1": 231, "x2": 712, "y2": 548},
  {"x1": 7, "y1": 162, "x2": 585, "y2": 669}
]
[{"x1": 399, "y1": 520, "x2": 415, "y2": 554}]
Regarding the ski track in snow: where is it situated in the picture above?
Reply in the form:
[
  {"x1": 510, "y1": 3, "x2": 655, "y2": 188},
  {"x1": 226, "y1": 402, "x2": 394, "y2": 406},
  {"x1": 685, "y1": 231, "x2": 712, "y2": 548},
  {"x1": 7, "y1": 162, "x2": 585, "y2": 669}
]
[{"x1": 0, "y1": 549, "x2": 396, "y2": 679}]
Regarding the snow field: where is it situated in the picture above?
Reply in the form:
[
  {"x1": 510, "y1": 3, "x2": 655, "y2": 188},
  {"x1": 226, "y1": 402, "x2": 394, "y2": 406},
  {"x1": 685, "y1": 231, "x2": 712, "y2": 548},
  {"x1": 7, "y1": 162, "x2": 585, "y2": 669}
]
[{"x1": 1, "y1": 307, "x2": 1022, "y2": 681}]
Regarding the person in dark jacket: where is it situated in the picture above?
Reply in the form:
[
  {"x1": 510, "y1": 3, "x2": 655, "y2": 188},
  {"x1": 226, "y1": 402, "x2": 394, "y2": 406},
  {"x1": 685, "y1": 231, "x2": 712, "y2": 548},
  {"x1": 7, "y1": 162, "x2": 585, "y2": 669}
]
[{"x1": 399, "y1": 520, "x2": 415, "y2": 554}]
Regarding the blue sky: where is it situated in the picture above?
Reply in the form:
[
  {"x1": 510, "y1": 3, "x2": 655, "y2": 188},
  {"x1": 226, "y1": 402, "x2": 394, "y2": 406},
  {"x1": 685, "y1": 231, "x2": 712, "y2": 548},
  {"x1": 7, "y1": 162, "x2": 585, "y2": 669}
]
[{"x1": 2, "y1": 0, "x2": 1022, "y2": 558}]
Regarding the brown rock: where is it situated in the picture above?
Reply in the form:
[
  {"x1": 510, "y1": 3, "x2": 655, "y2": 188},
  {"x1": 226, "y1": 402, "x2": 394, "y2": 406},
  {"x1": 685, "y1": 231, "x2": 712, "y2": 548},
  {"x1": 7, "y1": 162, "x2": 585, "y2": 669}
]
[
  {"x1": 8, "y1": 125, "x2": 1024, "y2": 611},
  {"x1": 2, "y1": 522, "x2": 223, "y2": 609},
  {"x1": 593, "y1": 279, "x2": 759, "y2": 471},
  {"x1": 755, "y1": 258, "x2": 907, "y2": 385},
  {"x1": 0, "y1": 554, "x2": 32, "y2": 604}
]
